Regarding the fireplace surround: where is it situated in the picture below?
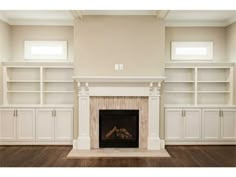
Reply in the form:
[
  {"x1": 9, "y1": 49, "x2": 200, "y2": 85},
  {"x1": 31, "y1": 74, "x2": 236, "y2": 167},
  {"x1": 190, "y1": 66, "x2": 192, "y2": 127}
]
[
  {"x1": 99, "y1": 109, "x2": 139, "y2": 148},
  {"x1": 73, "y1": 76, "x2": 165, "y2": 150}
]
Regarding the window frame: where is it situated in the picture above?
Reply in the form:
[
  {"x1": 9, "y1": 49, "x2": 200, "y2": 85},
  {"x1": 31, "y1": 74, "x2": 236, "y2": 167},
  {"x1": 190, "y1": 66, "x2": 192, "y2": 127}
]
[
  {"x1": 171, "y1": 41, "x2": 213, "y2": 61},
  {"x1": 24, "y1": 41, "x2": 68, "y2": 60}
]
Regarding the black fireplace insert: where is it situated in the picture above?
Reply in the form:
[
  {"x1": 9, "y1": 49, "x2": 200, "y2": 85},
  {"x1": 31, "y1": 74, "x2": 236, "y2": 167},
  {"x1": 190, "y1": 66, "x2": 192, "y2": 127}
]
[{"x1": 99, "y1": 109, "x2": 139, "y2": 148}]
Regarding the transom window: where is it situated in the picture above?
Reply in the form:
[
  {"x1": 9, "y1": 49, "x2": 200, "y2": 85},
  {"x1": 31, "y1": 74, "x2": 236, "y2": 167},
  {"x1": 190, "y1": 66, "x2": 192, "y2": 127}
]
[
  {"x1": 171, "y1": 41, "x2": 213, "y2": 61},
  {"x1": 24, "y1": 41, "x2": 67, "y2": 60}
]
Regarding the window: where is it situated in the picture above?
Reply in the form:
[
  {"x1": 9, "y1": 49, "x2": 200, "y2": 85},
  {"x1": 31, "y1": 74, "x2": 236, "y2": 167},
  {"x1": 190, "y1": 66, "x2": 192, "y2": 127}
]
[
  {"x1": 24, "y1": 41, "x2": 67, "y2": 60},
  {"x1": 171, "y1": 41, "x2": 213, "y2": 61}
]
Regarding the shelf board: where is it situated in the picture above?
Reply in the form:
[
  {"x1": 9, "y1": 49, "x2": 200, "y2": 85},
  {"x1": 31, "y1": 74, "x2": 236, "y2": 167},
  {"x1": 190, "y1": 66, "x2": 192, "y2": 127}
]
[
  {"x1": 43, "y1": 80, "x2": 73, "y2": 83},
  {"x1": 165, "y1": 91, "x2": 194, "y2": 93},
  {"x1": 197, "y1": 81, "x2": 229, "y2": 83},
  {"x1": 43, "y1": 91, "x2": 74, "y2": 93},
  {"x1": 165, "y1": 81, "x2": 194, "y2": 83},
  {"x1": 198, "y1": 91, "x2": 230, "y2": 93},
  {"x1": 7, "y1": 91, "x2": 40, "y2": 93},
  {"x1": 7, "y1": 80, "x2": 40, "y2": 83}
]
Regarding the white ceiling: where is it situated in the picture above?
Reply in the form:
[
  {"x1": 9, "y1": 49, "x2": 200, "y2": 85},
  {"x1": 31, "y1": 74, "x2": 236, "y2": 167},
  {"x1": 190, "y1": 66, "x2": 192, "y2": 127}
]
[{"x1": 0, "y1": 10, "x2": 236, "y2": 26}]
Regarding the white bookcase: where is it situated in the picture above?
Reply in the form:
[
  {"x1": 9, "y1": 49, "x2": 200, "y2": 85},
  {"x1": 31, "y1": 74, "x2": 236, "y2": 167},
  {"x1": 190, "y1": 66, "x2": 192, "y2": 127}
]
[
  {"x1": 164, "y1": 63, "x2": 234, "y2": 106},
  {"x1": 2, "y1": 63, "x2": 74, "y2": 106}
]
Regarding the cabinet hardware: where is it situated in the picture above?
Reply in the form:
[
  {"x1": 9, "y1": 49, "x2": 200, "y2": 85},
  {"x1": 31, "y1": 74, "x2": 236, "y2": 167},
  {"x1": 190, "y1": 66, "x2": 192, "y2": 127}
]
[
  {"x1": 219, "y1": 110, "x2": 221, "y2": 117},
  {"x1": 16, "y1": 110, "x2": 18, "y2": 117},
  {"x1": 222, "y1": 110, "x2": 224, "y2": 117},
  {"x1": 13, "y1": 110, "x2": 15, "y2": 117},
  {"x1": 182, "y1": 110, "x2": 183, "y2": 117},
  {"x1": 184, "y1": 110, "x2": 186, "y2": 117},
  {"x1": 52, "y1": 110, "x2": 54, "y2": 117}
]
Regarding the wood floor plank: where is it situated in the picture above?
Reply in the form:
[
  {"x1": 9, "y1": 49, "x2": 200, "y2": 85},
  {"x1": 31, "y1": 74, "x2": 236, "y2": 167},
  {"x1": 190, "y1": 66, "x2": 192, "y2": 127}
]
[{"x1": 0, "y1": 145, "x2": 235, "y2": 167}]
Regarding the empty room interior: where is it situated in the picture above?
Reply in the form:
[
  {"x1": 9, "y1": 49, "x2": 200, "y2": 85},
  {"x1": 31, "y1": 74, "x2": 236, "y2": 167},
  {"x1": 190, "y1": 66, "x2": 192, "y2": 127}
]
[{"x1": 0, "y1": 10, "x2": 236, "y2": 167}]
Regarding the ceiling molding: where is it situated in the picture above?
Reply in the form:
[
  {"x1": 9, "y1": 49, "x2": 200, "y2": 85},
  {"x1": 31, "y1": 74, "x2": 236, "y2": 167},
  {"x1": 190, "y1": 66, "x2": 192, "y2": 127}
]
[
  {"x1": 0, "y1": 12, "x2": 9, "y2": 24},
  {"x1": 165, "y1": 20, "x2": 228, "y2": 27},
  {"x1": 224, "y1": 15, "x2": 236, "y2": 26},
  {"x1": 70, "y1": 10, "x2": 83, "y2": 19},
  {"x1": 8, "y1": 19, "x2": 74, "y2": 26},
  {"x1": 156, "y1": 10, "x2": 169, "y2": 20}
]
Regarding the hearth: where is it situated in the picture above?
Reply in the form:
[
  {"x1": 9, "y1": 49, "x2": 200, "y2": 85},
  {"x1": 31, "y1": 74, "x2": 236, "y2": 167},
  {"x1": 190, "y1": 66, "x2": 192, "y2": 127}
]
[{"x1": 99, "y1": 110, "x2": 139, "y2": 148}]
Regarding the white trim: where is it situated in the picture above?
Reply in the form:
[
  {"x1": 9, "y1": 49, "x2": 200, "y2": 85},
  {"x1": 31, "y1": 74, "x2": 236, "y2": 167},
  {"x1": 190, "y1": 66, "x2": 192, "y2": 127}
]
[
  {"x1": 165, "y1": 141, "x2": 236, "y2": 145},
  {"x1": 73, "y1": 76, "x2": 165, "y2": 83},
  {"x1": 0, "y1": 141, "x2": 72, "y2": 145},
  {"x1": 8, "y1": 19, "x2": 74, "y2": 26},
  {"x1": 0, "y1": 12, "x2": 9, "y2": 24}
]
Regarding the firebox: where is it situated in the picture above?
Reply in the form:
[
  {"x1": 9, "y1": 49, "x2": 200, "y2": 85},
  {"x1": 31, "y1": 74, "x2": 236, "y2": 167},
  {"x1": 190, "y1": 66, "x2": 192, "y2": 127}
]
[{"x1": 99, "y1": 110, "x2": 139, "y2": 148}]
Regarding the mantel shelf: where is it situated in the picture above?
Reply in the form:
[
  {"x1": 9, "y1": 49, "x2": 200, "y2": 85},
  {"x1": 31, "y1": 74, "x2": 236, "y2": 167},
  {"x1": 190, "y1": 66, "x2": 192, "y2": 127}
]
[{"x1": 73, "y1": 76, "x2": 165, "y2": 83}]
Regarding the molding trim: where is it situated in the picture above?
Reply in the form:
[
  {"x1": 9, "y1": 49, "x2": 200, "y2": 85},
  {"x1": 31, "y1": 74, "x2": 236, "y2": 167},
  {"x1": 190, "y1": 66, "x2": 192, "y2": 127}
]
[
  {"x1": 0, "y1": 12, "x2": 9, "y2": 24},
  {"x1": 165, "y1": 20, "x2": 228, "y2": 27},
  {"x1": 8, "y1": 19, "x2": 74, "y2": 26},
  {"x1": 73, "y1": 76, "x2": 165, "y2": 83},
  {"x1": 165, "y1": 141, "x2": 236, "y2": 145}
]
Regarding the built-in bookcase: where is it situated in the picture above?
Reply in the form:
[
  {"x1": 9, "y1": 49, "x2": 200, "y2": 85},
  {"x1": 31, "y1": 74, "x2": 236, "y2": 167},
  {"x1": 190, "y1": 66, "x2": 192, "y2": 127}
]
[
  {"x1": 164, "y1": 63, "x2": 234, "y2": 106},
  {"x1": 165, "y1": 67, "x2": 195, "y2": 105},
  {"x1": 3, "y1": 63, "x2": 74, "y2": 105}
]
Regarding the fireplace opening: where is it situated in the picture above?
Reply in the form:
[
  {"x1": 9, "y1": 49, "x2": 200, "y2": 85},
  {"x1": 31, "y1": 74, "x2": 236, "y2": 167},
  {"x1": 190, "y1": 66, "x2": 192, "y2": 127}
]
[{"x1": 99, "y1": 110, "x2": 139, "y2": 148}]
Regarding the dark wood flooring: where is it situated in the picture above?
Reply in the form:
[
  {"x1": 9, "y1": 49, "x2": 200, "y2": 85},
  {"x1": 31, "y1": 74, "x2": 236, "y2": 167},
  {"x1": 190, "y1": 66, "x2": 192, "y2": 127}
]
[{"x1": 0, "y1": 145, "x2": 235, "y2": 167}]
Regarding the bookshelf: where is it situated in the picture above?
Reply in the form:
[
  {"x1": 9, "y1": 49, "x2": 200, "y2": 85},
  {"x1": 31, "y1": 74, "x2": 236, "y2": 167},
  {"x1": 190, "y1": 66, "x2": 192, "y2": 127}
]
[
  {"x1": 3, "y1": 63, "x2": 74, "y2": 105},
  {"x1": 164, "y1": 63, "x2": 234, "y2": 106}
]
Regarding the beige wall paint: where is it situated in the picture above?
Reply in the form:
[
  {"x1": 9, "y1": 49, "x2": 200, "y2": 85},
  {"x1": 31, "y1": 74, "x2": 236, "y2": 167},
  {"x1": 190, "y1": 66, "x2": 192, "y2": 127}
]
[
  {"x1": 74, "y1": 16, "x2": 165, "y2": 76},
  {"x1": 165, "y1": 27, "x2": 226, "y2": 62},
  {"x1": 11, "y1": 25, "x2": 74, "y2": 61},
  {"x1": 0, "y1": 20, "x2": 11, "y2": 104}
]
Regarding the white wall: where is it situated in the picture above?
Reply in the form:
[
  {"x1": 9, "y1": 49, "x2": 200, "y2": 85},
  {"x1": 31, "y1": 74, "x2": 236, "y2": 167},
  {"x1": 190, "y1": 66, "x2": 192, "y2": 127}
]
[
  {"x1": 166, "y1": 27, "x2": 226, "y2": 62},
  {"x1": 0, "y1": 20, "x2": 11, "y2": 104},
  {"x1": 11, "y1": 25, "x2": 74, "y2": 61}
]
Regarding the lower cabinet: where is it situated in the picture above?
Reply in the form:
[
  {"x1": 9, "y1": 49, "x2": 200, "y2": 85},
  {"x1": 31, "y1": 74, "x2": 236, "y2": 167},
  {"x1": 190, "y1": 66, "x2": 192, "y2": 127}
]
[
  {"x1": 0, "y1": 107, "x2": 73, "y2": 144},
  {"x1": 0, "y1": 109, "x2": 16, "y2": 141},
  {"x1": 165, "y1": 109, "x2": 201, "y2": 141},
  {"x1": 203, "y1": 109, "x2": 236, "y2": 140},
  {"x1": 166, "y1": 107, "x2": 236, "y2": 144},
  {"x1": 36, "y1": 108, "x2": 73, "y2": 142}
]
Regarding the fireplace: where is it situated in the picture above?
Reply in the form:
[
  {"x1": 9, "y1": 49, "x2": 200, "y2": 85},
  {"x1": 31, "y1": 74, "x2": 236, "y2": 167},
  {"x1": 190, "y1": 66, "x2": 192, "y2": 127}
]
[{"x1": 99, "y1": 110, "x2": 139, "y2": 148}]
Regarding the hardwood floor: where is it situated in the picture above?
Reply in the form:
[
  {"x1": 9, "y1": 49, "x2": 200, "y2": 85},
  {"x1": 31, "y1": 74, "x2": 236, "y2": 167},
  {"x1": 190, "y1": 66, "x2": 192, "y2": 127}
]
[{"x1": 0, "y1": 145, "x2": 235, "y2": 167}]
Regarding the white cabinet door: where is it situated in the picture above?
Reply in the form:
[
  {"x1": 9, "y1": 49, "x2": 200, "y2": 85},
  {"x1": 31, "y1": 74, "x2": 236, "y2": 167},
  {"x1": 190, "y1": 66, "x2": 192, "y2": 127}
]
[
  {"x1": 184, "y1": 109, "x2": 201, "y2": 140},
  {"x1": 54, "y1": 109, "x2": 73, "y2": 141},
  {"x1": 221, "y1": 109, "x2": 236, "y2": 140},
  {"x1": 0, "y1": 109, "x2": 16, "y2": 141},
  {"x1": 165, "y1": 109, "x2": 183, "y2": 140},
  {"x1": 202, "y1": 109, "x2": 221, "y2": 140},
  {"x1": 17, "y1": 109, "x2": 35, "y2": 141},
  {"x1": 36, "y1": 109, "x2": 54, "y2": 141}
]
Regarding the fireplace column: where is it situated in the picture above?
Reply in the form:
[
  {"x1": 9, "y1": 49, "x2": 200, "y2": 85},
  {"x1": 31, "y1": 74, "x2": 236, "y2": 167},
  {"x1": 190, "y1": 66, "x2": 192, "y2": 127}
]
[
  {"x1": 148, "y1": 82, "x2": 162, "y2": 150},
  {"x1": 77, "y1": 82, "x2": 91, "y2": 150}
]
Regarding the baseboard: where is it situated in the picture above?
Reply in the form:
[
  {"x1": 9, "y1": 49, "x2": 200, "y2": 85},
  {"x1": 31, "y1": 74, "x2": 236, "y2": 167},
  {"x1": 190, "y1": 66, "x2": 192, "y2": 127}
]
[
  {"x1": 160, "y1": 139, "x2": 165, "y2": 148},
  {"x1": 0, "y1": 141, "x2": 73, "y2": 145},
  {"x1": 73, "y1": 139, "x2": 77, "y2": 149},
  {"x1": 165, "y1": 141, "x2": 236, "y2": 145}
]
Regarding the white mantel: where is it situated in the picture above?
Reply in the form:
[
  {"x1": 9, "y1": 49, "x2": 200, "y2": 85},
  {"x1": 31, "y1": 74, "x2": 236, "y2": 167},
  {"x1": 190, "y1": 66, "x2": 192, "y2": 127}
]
[{"x1": 73, "y1": 76, "x2": 165, "y2": 150}]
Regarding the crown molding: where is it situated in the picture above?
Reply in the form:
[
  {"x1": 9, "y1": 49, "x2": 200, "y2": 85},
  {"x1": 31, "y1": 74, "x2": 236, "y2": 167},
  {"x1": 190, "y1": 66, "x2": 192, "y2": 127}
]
[
  {"x1": 165, "y1": 20, "x2": 228, "y2": 27},
  {"x1": 225, "y1": 15, "x2": 236, "y2": 26},
  {"x1": 8, "y1": 19, "x2": 74, "y2": 26},
  {"x1": 0, "y1": 12, "x2": 9, "y2": 24}
]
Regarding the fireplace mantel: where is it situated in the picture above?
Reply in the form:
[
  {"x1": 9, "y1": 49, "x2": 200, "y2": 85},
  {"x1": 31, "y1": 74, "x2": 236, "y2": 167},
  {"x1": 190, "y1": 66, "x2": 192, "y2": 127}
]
[
  {"x1": 73, "y1": 76, "x2": 165, "y2": 83},
  {"x1": 73, "y1": 76, "x2": 165, "y2": 150}
]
